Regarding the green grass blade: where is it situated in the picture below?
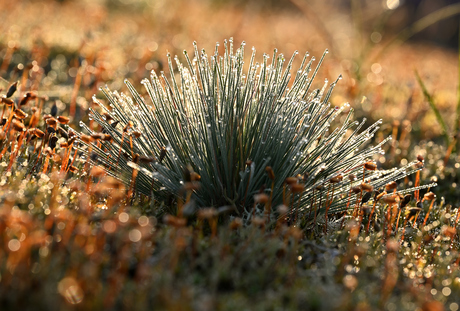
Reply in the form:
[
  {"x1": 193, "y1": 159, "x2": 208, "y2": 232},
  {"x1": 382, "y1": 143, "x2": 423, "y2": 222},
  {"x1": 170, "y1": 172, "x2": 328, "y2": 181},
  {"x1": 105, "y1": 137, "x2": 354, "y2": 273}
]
[{"x1": 415, "y1": 70, "x2": 450, "y2": 146}]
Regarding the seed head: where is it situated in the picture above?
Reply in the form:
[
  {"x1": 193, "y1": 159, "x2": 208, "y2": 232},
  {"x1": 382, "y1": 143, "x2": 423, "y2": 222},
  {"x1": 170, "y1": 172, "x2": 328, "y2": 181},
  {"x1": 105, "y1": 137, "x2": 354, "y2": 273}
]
[
  {"x1": 12, "y1": 120, "x2": 25, "y2": 131},
  {"x1": 123, "y1": 121, "x2": 134, "y2": 133},
  {"x1": 277, "y1": 204, "x2": 288, "y2": 215},
  {"x1": 163, "y1": 215, "x2": 187, "y2": 227},
  {"x1": 251, "y1": 217, "x2": 265, "y2": 227},
  {"x1": 44, "y1": 147, "x2": 53, "y2": 156},
  {"x1": 19, "y1": 92, "x2": 36, "y2": 106},
  {"x1": 80, "y1": 134, "x2": 93, "y2": 144},
  {"x1": 46, "y1": 117, "x2": 57, "y2": 128},
  {"x1": 91, "y1": 133, "x2": 103, "y2": 140},
  {"x1": 50, "y1": 103, "x2": 58, "y2": 117},
  {"x1": 6, "y1": 81, "x2": 18, "y2": 98},
  {"x1": 361, "y1": 204, "x2": 372, "y2": 215},
  {"x1": 265, "y1": 166, "x2": 275, "y2": 180},
  {"x1": 285, "y1": 177, "x2": 297, "y2": 185},
  {"x1": 48, "y1": 135, "x2": 58, "y2": 149},
  {"x1": 58, "y1": 127, "x2": 68, "y2": 139},
  {"x1": 33, "y1": 128, "x2": 45, "y2": 138},
  {"x1": 351, "y1": 186, "x2": 361, "y2": 194},
  {"x1": 385, "y1": 181, "x2": 397, "y2": 191},
  {"x1": 67, "y1": 137, "x2": 77, "y2": 145},
  {"x1": 229, "y1": 218, "x2": 243, "y2": 230},
  {"x1": 290, "y1": 183, "x2": 305, "y2": 193},
  {"x1": 103, "y1": 113, "x2": 113, "y2": 122},
  {"x1": 408, "y1": 207, "x2": 422, "y2": 216},
  {"x1": 197, "y1": 208, "x2": 217, "y2": 219},
  {"x1": 183, "y1": 182, "x2": 200, "y2": 191},
  {"x1": 361, "y1": 182, "x2": 373, "y2": 192},
  {"x1": 386, "y1": 239, "x2": 399, "y2": 253},
  {"x1": 362, "y1": 191, "x2": 372, "y2": 204},
  {"x1": 424, "y1": 192, "x2": 435, "y2": 201},
  {"x1": 329, "y1": 174, "x2": 343, "y2": 183},
  {"x1": 101, "y1": 134, "x2": 113, "y2": 142},
  {"x1": 132, "y1": 131, "x2": 142, "y2": 138},
  {"x1": 110, "y1": 120, "x2": 120, "y2": 129},
  {"x1": 364, "y1": 161, "x2": 377, "y2": 170},
  {"x1": 159, "y1": 147, "x2": 167, "y2": 163},
  {"x1": 254, "y1": 193, "x2": 269, "y2": 204},
  {"x1": 90, "y1": 166, "x2": 106, "y2": 177},
  {"x1": 57, "y1": 116, "x2": 70, "y2": 124},
  {"x1": 288, "y1": 227, "x2": 303, "y2": 240},
  {"x1": 46, "y1": 127, "x2": 56, "y2": 134},
  {"x1": 139, "y1": 156, "x2": 155, "y2": 163},
  {"x1": 442, "y1": 226, "x2": 457, "y2": 239},
  {"x1": 191, "y1": 172, "x2": 201, "y2": 181},
  {"x1": 401, "y1": 194, "x2": 412, "y2": 208},
  {"x1": 13, "y1": 109, "x2": 27, "y2": 119},
  {"x1": 132, "y1": 153, "x2": 139, "y2": 164},
  {"x1": 382, "y1": 195, "x2": 399, "y2": 204},
  {"x1": 1, "y1": 97, "x2": 15, "y2": 106}
]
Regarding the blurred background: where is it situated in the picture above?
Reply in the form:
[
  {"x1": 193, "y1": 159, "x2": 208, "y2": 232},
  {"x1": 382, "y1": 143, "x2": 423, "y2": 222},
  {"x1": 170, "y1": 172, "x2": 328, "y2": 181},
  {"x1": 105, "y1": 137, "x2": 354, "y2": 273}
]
[{"x1": 0, "y1": 0, "x2": 458, "y2": 140}]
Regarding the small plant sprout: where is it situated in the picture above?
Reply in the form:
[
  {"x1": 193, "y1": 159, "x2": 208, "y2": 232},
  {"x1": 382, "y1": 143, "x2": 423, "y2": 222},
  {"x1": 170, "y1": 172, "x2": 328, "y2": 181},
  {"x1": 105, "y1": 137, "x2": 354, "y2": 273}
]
[
  {"x1": 422, "y1": 191, "x2": 436, "y2": 227},
  {"x1": 77, "y1": 39, "x2": 436, "y2": 227}
]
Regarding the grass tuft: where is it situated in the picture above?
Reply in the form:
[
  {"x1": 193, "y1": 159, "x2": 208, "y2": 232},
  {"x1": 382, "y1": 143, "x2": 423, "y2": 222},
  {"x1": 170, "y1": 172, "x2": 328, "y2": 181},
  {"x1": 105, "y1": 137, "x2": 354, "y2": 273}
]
[{"x1": 77, "y1": 39, "x2": 434, "y2": 225}]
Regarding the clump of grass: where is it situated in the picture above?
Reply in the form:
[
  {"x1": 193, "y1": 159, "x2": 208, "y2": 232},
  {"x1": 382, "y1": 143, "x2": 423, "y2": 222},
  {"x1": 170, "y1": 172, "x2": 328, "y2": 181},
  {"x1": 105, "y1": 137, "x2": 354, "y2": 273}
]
[{"x1": 77, "y1": 39, "x2": 434, "y2": 224}]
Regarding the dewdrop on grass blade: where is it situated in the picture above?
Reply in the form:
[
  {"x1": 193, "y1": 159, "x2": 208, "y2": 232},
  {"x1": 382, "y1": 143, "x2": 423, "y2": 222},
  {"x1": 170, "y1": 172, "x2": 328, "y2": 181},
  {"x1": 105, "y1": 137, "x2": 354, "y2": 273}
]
[{"x1": 75, "y1": 39, "x2": 434, "y2": 228}]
